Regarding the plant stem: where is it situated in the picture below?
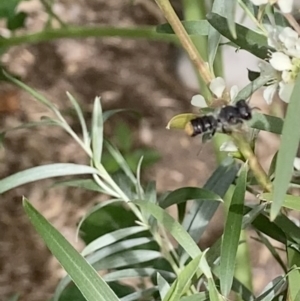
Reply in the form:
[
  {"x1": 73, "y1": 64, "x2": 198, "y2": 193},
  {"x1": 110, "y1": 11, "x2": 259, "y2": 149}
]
[
  {"x1": 232, "y1": 133, "x2": 272, "y2": 192},
  {"x1": 0, "y1": 26, "x2": 177, "y2": 48},
  {"x1": 154, "y1": 0, "x2": 213, "y2": 86},
  {"x1": 181, "y1": 0, "x2": 211, "y2": 99}
]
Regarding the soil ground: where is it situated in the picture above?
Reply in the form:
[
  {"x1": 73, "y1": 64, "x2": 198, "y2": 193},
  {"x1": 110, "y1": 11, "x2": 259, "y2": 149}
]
[{"x1": 0, "y1": 1, "x2": 287, "y2": 300}]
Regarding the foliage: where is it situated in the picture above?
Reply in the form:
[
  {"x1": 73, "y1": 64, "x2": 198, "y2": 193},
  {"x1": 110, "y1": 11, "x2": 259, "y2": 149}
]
[{"x1": 1, "y1": 0, "x2": 300, "y2": 301}]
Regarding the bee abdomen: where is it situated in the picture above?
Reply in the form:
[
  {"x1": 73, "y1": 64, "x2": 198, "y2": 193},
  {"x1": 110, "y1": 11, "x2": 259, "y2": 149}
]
[{"x1": 185, "y1": 115, "x2": 217, "y2": 137}]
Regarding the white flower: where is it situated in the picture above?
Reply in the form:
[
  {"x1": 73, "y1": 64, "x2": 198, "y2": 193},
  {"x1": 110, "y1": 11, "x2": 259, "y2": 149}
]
[
  {"x1": 269, "y1": 52, "x2": 293, "y2": 71},
  {"x1": 277, "y1": 0, "x2": 293, "y2": 13},
  {"x1": 191, "y1": 94, "x2": 208, "y2": 108},
  {"x1": 250, "y1": 0, "x2": 293, "y2": 13},
  {"x1": 278, "y1": 81, "x2": 294, "y2": 102},
  {"x1": 220, "y1": 141, "x2": 238, "y2": 152},
  {"x1": 209, "y1": 77, "x2": 226, "y2": 98},
  {"x1": 209, "y1": 77, "x2": 239, "y2": 103},
  {"x1": 263, "y1": 84, "x2": 278, "y2": 105}
]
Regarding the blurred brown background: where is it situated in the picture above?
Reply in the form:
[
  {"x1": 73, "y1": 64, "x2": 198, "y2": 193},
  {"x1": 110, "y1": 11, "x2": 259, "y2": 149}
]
[{"x1": 0, "y1": 1, "x2": 285, "y2": 300}]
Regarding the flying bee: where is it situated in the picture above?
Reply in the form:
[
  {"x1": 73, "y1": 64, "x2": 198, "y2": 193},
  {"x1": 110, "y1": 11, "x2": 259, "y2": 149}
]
[{"x1": 185, "y1": 99, "x2": 253, "y2": 139}]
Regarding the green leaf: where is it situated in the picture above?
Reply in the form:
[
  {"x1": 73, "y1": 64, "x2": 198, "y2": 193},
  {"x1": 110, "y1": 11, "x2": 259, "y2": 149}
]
[
  {"x1": 75, "y1": 199, "x2": 122, "y2": 240},
  {"x1": 160, "y1": 187, "x2": 222, "y2": 209},
  {"x1": 207, "y1": 13, "x2": 271, "y2": 59},
  {"x1": 7, "y1": 11, "x2": 27, "y2": 30},
  {"x1": 156, "y1": 20, "x2": 209, "y2": 35},
  {"x1": 104, "y1": 268, "x2": 175, "y2": 283},
  {"x1": 0, "y1": 0, "x2": 22, "y2": 18},
  {"x1": 91, "y1": 97, "x2": 103, "y2": 165},
  {"x1": 136, "y1": 156, "x2": 144, "y2": 200},
  {"x1": 262, "y1": 193, "x2": 300, "y2": 211},
  {"x1": 255, "y1": 275, "x2": 286, "y2": 301},
  {"x1": 225, "y1": 0, "x2": 236, "y2": 39},
  {"x1": 79, "y1": 201, "x2": 136, "y2": 244},
  {"x1": 52, "y1": 178, "x2": 105, "y2": 193},
  {"x1": 234, "y1": 66, "x2": 276, "y2": 102},
  {"x1": 119, "y1": 287, "x2": 157, "y2": 301},
  {"x1": 133, "y1": 201, "x2": 201, "y2": 259},
  {"x1": 0, "y1": 164, "x2": 99, "y2": 194},
  {"x1": 256, "y1": 231, "x2": 286, "y2": 272},
  {"x1": 103, "y1": 109, "x2": 133, "y2": 123},
  {"x1": 160, "y1": 187, "x2": 222, "y2": 224},
  {"x1": 157, "y1": 273, "x2": 170, "y2": 300},
  {"x1": 273, "y1": 214, "x2": 300, "y2": 246},
  {"x1": 23, "y1": 199, "x2": 120, "y2": 301},
  {"x1": 66, "y1": 92, "x2": 89, "y2": 147},
  {"x1": 55, "y1": 237, "x2": 154, "y2": 300},
  {"x1": 183, "y1": 157, "x2": 238, "y2": 243},
  {"x1": 247, "y1": 69, "x2": 260, "y2": 82},
  {"x1": 93, "y1": 249, "x2": 162, "y2": 270},
  {"x1": 207, "y1": 0, "x2": 225, "y2": 69},
  {"x1": 271, "y1": 74, "x2": 300, "y2": 220},
  {"x1": 81, "y1": 226, "x2": 148, "y2": 256},
  {"x1": 287, "y1": 248, "x2": 300, "y2": 301},
  {"x1": 220, "y1": 164, "x2": 247, "y2": 297},
  {"x1": 248, "y1": 112, "x2": 283, "y2": 135},
  {"x1": 4, "y1": 70, "x2": 55, "y2": 110},
  {"x1": 163, "y1": 254, "x2": 202, "y2": 301},
  {"x1": 104, "y1": 140, "x2": 136, "y2": 185}
]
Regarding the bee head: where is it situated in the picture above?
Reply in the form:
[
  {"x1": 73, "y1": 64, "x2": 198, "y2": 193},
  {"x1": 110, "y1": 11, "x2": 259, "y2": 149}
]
[{"x1": 236, "y1": 99, "x2": 252, "y2": 120}]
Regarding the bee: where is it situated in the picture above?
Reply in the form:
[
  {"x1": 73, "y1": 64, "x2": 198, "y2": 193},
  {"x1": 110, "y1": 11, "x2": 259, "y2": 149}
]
[{"x1": 185, "y1": 99, "x2": 252, "y2": 139}]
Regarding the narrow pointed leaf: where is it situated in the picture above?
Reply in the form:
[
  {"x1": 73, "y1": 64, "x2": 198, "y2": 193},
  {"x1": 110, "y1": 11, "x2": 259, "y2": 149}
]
[
  {"x1": 23, "y1": 199, "x2": 120, "y2": 301},
  {"x1": 157, "y1": 273, "x2": 170, "y2": 300},
  {"x1": 220, "y1": 164, "x2": 247, "y2": 296},
  {"x1": 207, "y1": 13, "x2": 271, "y2": 59},
  {"x1": 133, "y1": 201, "x2": 201, "y2": 258},
  {"x1": 271, "y1": 74, "x2": 300, "y2": 220},
  {"x1": 66, "y1": 92, "x2": 89, "y2": 146},
  {"x1": 183, "y1": 157, "x2": 238, "y2": 243},
  {"x1": 81, "y1": 226, "x2": 148, "y2": 256},
  {"x1": 0, "y1": 164, "x2": 99, "y2": 194},
  {"x1": 163, "y1": 254, "x2": 202, "y2": 301},
  {"x1": 207, "y1": 0, "x2": 225, "y2": 69},
  {"x1": 91, "y1": 97, "x2": 103, "y2": 165}
]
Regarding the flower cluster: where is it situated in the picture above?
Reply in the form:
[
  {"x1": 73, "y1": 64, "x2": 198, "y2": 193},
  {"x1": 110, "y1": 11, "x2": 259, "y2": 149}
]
[
  {"x1": 191, "y1": 77, "x2": 238, "y2": 108},
  {"x1": 250, "y1": 0, "x2": 293, "y2": 13},
  {"x1": 262, "y1": 27, "x2": 300, "y2": 104}
]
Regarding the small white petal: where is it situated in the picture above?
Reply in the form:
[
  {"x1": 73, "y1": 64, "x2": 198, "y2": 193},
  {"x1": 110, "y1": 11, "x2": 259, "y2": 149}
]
[
  {"x1": 269, "y1": 52, "x2": 292, "y2": 71},
  {"x1": 220, "y1": 141, "x2": 238, "y2": 152},
  {"x1": 281, "y1": 70, "x2": 292, "y2": 83},
  {"x1": 277, "y1": 0, "x2": 293, "y2": 13},
  {"x1": 230, "y1": 85, "x2": 239, "y2": 102},
  {"x1": 250, "y1": 0, "x2": 268, "y2": 4},
  {"x1": 263, "y1": 84, "x2": 277, "y2": 105},
  {"x1": 286, "y1": 48, "x2": 300, "y2": 59},
  {"x1": 294, "y1": 157, "x2": 300, "y2": 171},
  {"x1": 279, "y1": 81, "x2": 294, "y2": 103},
  {"x1": 295, "y1": 39, "x2": 300, "y2": 50},
  {"x1": 279, "y1": 27, "x2": 298, "y2": 42},
  {"x1": 209, "y1": 77, "x2": 226, "y2": 98},
  {"x1": 284, "y1": 37, "x2": 297, "y2": 50},
  {"x1": 191, "y1": 94, "x2": 208, "y2": 108}
]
